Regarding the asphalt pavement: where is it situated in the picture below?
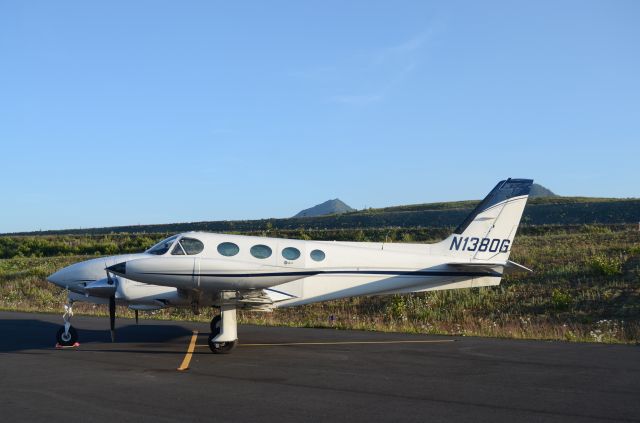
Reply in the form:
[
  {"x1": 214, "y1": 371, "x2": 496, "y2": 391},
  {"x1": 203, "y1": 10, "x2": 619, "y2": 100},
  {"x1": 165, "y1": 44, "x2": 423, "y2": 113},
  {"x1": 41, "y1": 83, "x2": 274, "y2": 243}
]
[{"x1": 0, "y1": 311, "x2": 638, "y2": 422}]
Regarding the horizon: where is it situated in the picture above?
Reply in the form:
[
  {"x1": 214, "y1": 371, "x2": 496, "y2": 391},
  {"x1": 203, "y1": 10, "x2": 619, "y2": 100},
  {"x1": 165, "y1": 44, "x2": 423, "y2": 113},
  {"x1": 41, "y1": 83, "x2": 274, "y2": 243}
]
[
  {"x1": 5, "y1": 186, "x2": 638, "y2": 235},
  {"x1": 2, "y1": 1, "x2": 639, "y2": 233}
]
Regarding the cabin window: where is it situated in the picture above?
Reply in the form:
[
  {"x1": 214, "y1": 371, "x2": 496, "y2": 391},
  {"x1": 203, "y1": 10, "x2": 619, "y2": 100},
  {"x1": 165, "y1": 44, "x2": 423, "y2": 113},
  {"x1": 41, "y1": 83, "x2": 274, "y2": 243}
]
[
  {"x1": 282, "y1": 247, "x2": 301, "y2": 260},
  {"x1": 250, "y1": 244, "x2": 272, "y2": 259},
  {"x1": 217, "y1": 242, "x2": 240, "y2": 257},
  {"x1": 310, "y1": 249, "x2": 325, "y2": 262}
]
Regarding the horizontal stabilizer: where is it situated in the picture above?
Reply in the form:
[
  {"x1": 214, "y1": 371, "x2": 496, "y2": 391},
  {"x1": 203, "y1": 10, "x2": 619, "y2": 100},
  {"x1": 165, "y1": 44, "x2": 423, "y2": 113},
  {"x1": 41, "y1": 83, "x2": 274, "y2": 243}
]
[
  {"x1": 446, "y1": 260, "x2": 532, "y2": 274},
  {"x1": 505, "y1": 260, "x2": 533, "y2": 274}
]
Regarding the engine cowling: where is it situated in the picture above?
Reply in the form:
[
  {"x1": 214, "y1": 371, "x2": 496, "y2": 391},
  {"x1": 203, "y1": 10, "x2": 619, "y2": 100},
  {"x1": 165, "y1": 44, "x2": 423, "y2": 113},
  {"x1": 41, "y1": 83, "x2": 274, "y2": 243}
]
[{"x1": 84, "y1": 278, "x2": 117, "y2": 298}]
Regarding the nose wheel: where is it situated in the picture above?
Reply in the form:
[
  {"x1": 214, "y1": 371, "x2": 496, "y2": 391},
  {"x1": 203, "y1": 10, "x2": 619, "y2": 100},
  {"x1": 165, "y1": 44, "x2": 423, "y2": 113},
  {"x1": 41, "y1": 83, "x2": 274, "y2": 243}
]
[
  {"x1": 208, "y1": 305, "x2": 238, "y2": 354},
  {"x1": 56, "y1": 326, "x2": 78, "y2": 346},
  {"x1": 56, "y1": 300, "x2": 79, "y2": 347}
]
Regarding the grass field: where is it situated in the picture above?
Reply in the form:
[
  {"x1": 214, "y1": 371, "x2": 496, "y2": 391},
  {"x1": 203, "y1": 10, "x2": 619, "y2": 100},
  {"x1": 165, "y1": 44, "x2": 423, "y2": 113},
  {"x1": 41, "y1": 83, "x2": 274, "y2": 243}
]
[{"x1": 1, "y1": 224, "x2": 638, "y2": 344}]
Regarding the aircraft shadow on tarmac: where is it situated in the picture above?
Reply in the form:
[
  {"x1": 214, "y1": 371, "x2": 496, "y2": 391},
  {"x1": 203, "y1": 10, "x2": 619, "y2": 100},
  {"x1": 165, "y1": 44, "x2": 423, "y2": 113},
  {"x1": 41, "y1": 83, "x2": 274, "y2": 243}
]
[{"x1": 0, "y1": 318, "x2": 193, "y2": 353}]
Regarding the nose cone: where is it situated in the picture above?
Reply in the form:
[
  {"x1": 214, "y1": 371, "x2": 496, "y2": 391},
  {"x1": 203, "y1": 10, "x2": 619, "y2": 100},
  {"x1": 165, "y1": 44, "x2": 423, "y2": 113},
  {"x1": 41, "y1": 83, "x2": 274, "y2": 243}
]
[
  {"x1": 47, "y1": 269, "x2": 67, "y2": 286},
  {"x1": 47, "y1": 257, "x2": 114, "y2": 288},
  {"x1": 107, "y1": 262, "x2": 127, "y2": 276}
]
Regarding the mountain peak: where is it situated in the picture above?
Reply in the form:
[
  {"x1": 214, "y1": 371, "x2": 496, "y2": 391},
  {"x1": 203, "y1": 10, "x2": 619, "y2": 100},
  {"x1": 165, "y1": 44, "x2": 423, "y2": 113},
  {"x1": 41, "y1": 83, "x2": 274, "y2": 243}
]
[{"x1": 294, "y1": 199, "x2": 355, "y2": 218}]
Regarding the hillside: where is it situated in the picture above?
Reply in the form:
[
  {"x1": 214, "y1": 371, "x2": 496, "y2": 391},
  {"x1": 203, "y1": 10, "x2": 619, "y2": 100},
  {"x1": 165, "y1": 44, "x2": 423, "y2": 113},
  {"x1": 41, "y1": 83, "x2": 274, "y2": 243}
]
[{"x1": 4, "y1": 196, "x2": 639, "y2": 236}]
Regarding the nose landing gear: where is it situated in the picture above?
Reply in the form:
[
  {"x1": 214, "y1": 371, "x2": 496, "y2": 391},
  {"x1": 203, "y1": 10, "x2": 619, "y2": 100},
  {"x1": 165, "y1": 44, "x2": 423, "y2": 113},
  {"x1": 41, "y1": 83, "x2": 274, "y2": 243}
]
[
  {"x1": 208, "y1": 304, "x2": 237, "y2": 354},
  {"x1": 56, "y1": 299, "x2": 79, "y2": 347}
]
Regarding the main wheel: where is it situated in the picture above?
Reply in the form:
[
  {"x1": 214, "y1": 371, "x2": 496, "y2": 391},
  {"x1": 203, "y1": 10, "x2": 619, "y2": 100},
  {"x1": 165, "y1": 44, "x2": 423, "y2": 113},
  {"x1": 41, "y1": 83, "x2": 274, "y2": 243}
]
[
  {"x1": 56, "y1": 326, "x2": 78, "y2": 347},
  {"x1": 210, "y1": 315, "x2": 221, "y2": 334},
  {"x1": 207, "y1": 333, "x2": 237, "y2": 354}
]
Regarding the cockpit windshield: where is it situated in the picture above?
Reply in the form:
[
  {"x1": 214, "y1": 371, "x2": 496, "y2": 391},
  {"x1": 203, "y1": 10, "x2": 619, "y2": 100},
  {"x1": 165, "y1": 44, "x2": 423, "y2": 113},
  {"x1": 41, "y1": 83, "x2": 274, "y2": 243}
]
[{"x1": 146, "y1": 235, "x2": 179, "y2": 255}]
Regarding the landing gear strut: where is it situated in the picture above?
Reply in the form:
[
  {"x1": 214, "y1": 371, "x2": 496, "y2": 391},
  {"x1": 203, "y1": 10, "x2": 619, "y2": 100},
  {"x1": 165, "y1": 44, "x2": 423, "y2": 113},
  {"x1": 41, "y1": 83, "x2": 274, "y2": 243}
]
[
  {"x1": 56, "y1": 299, "x2": 79, "y2": 347},
  {"x1": 208, "y1": 304, "x2": 237, "y2": 354}
]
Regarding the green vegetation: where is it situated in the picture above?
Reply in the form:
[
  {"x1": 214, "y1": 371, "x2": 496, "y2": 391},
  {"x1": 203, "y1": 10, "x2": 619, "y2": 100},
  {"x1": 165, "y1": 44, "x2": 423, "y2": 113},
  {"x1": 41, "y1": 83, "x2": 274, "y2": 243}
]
[
  {"x1": 0, "y1": 234, "x2": 163, "y2": 259},
  {"x1": 1, "y1": 224, "x2": 638, "y2": 344},
  {"x1": 589, "y1": 254, "x2": 623, "y2": 276}
]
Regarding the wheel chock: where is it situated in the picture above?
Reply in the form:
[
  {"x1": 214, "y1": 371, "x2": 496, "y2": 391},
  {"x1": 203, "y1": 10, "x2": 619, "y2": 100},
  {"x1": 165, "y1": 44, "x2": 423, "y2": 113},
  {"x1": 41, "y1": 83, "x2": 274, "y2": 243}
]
[{"x1": 55, "y1": 342, "x2": 80, "y2": 349}]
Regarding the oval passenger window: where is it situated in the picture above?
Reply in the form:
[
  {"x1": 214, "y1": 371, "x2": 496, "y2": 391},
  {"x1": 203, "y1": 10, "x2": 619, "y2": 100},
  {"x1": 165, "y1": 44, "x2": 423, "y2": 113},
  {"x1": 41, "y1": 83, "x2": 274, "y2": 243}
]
[
  {"x1": 217, "y1": 242, "x2": 240, "y2": 257},
  {"x1": 310, "y1": 249, "x2": 325, "y2": 262},
  {"x1": 282, "y1": 247, "x2": 301, "y2": 260},
  {"x1": 250, "y1": 244, "x2": 272, "y2": 259}
]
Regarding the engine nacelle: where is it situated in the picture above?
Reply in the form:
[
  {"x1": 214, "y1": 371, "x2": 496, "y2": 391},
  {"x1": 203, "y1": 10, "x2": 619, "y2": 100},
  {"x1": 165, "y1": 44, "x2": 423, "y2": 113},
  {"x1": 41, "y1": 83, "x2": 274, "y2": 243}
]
[{"x1": 84, "y1": 278, "x2": 116, "y2": 298}]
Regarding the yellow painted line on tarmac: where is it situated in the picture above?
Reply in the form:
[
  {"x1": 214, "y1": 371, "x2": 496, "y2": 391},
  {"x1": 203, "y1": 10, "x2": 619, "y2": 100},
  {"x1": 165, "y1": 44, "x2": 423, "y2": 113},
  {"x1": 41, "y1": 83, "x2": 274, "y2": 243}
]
[
  {"x1": 196, "y1": 339, "x2": 454, "y2": 348},
  {"x1": 177, "y1": 330, "x2": 199, "y2": 371}
]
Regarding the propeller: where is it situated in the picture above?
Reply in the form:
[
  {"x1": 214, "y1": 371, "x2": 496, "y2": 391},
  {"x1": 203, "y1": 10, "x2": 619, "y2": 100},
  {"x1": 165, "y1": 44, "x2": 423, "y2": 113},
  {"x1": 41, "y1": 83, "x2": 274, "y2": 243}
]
[{"x1": 106, "y1": 271, "x2": 117, "y2": 342}]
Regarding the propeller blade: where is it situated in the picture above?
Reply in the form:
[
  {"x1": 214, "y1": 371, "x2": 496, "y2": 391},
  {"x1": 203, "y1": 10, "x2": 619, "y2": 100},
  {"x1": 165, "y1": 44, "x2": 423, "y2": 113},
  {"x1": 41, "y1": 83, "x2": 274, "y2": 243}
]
[
  {"x1": 109, "y1": 295, "x2": 116, "y2": 342},
  {"x1": 135, "y1": 309, "x2": 139, "y2": 325},
  {"x1": 105, "y1": 270, "x2": 118, "y2": 342}
]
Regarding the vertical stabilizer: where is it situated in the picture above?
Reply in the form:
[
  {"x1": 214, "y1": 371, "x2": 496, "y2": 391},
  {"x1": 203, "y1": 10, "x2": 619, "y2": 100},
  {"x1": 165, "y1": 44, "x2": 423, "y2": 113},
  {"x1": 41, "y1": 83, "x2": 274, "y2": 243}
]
[{"x1": 435, "y1": 178, "x2": 533, "y2": 262}]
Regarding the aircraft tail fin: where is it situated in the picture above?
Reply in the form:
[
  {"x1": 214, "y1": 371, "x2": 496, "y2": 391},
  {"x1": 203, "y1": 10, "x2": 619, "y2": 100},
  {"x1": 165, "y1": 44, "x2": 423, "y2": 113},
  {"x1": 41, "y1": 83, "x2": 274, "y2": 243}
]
[{"x1": 435, "y1": 178, "x2": 533, "y2": 262}]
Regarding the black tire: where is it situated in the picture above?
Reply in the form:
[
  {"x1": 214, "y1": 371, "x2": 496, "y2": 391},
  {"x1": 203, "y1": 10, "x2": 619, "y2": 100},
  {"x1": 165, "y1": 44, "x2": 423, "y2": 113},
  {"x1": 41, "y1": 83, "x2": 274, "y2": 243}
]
[
  {"x1": 210, "y1": 315, "x2": 221, "y2": 334},
  {"x1": 56, "y1": 326, "x2": 78, "y2": 346},
  {"x1": 207, "y1": 333, "x2": 237, "y2": 354}
]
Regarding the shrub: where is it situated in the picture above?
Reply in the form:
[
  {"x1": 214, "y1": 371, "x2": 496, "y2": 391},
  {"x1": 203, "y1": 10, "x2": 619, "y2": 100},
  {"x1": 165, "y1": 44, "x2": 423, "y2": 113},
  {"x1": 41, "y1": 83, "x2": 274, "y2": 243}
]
[
  {"x1": 589, "y1": 255, "x2": 623, "y2": 276},
  {"x1": 551, "y1": 289, "x2": 572, "y2": 310},
  {"x1": 386, "y1": 296, "x2": 407, "y2": 322}
]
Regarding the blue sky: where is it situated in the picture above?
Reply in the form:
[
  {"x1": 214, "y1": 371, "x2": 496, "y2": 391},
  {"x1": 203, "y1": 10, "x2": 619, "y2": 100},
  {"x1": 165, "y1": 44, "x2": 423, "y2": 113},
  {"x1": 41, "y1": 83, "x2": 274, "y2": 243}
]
[{"x1": 1, "y1": 1, "x2": 638, "y2": 233}]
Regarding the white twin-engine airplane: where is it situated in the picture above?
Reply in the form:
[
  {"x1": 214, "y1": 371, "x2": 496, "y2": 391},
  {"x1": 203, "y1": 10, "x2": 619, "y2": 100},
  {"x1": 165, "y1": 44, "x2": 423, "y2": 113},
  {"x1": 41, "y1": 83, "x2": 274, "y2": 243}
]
[{"x1": 47, "y1": 178, "x2": 533, "y2": 353}]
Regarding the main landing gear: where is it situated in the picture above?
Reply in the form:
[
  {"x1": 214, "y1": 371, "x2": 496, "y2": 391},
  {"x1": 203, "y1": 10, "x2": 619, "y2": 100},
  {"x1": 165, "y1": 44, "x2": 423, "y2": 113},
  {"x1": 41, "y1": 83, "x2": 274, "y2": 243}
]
[
  {"x1": 56, "y1": 299, "x2": 79, "y2": 347},
  {"x1": 208, "y1": 304, "x2": 238, "y2": 354}
]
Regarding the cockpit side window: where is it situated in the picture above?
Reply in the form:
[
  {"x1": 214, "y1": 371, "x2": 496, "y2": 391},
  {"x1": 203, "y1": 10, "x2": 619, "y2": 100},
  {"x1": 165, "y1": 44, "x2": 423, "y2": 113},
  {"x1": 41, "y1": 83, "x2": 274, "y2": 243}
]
[
  {"x1": 169, "y1": 237, "x2": 204, "y2": 256},
  {"x1": 147, "y1": 235, "x2": 179, "y2": 255},
  {"x1": 180, "y1": 238, "x2": 205, "y2": 255},
  {"x1": 171, "y1": 243, "x2": 186, "y2": 255}
]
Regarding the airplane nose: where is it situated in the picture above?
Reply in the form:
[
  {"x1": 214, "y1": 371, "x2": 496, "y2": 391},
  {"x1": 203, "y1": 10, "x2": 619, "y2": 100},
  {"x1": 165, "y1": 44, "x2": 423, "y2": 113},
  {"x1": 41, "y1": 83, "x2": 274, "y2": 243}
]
[
  {"x1": 47, "y1": 269, "x2": 66, "y2": 286},
  {"x1": 107, "y1": 262, "x2": 126, "y2": 275}
]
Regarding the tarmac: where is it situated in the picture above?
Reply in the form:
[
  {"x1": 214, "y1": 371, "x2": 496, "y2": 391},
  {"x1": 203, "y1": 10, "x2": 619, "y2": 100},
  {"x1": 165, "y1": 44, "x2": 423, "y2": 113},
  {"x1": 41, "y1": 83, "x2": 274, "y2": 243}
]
[{"x1": 0, "y1": 310, "x2": 638, "y2": 422}]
